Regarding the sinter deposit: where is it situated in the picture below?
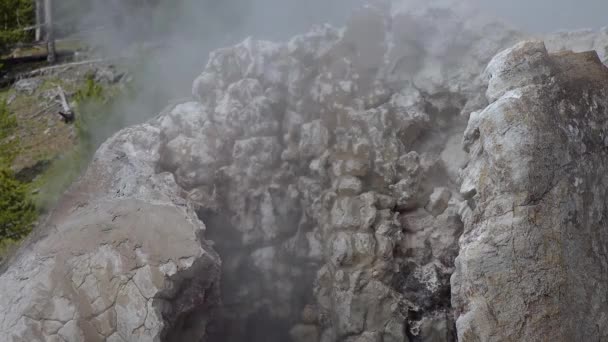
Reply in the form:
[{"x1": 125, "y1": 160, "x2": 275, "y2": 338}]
[{"x1": 3, "y1": 1, "x2": 608, "y2": 341}]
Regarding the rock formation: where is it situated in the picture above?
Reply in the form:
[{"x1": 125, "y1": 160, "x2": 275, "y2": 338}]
[
  {"x1": 3, "y1": 1, "x2": 608, "y2": 341},
  {"x1": 0, "y1": 123, "x2": 221, "y2": 341},
  {"x1": 454, "y1": 40, "x2": 608, "y2": 341},
  {"x1": 185, "y1": 3, "x2": 519, "y2": 341}
]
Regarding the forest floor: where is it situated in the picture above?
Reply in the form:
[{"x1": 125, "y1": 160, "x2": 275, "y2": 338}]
[{"x1": 0, "y1": 44, "x2": 131, "y2": 261}]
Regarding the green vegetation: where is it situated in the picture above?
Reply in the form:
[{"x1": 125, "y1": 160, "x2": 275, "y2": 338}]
[
  {"x1": 0, "y1": 0, "x2": 34, "y2": 54},
  {"x1": 74, "y1": 76, "x2": 105, "y2": 152},
  {"x1": 0, "y1": 71, "x2": 131, "y2": 215},
  {"x1": 0, "y1": 168, "x2": 36, "y2": 240},
  {"x1": 0, "y1": 100, "x2": 36, "y2": 246},
  {"x1": 0, "y1": 1, "x2": 163, "y2": 260},
  {"x1": 0, "y1": 75, "x2": 125, "y2": 256},
  {"x1": 74, "y1": 75, "x2": 128, "y2": 151},
  {"x1": 29, "y1": 143, "x2": 87, "y2": 210},
  {"x1": 32, "y1": 76, "x2": 129, "y2": 210},
  {"x1": 0, "y1": 100, "x2": 19, "y2": 165},
  {"x1": 74, "y1": 76, "x2": 104, "y2": 102},
  {"x1": 0, "y1": 80, "x2": 74, "y2": 174}
]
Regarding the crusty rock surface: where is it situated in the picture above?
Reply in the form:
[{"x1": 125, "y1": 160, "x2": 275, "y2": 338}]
[
  {"x1": 544, "y1": 27, "x2": 608, "y2": 62},
  {"x1": 186, "y1": 3, "x2": 522, "y2": 341},
  {"x1": 454, "y1": 40, "x2": 608, "y2": 341},
  {"x1": 0, "y1": 124, "x2": 221, "y2": 342},
  {"x1": 5, "y1": 1, "x2": 608, "y2": 342}
]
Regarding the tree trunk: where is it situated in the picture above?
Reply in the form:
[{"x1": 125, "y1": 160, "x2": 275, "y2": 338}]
[
  {"x1": 44, "y1": 0, "x2": 55, "y2": 63},
  {"x1": 35, "y1": 0, "x2": 44, "y2": 42}
]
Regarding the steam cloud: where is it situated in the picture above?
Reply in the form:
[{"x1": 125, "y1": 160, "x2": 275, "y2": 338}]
[
  {"x1": 473, "y1": 0, "x2": 608, "y2": 32},
  {"x1": 60, "y1": 0, "x2": 607, "y2": 145},
  {"x1": 64, "y1": 0, "x2": 363, "y2": 138}
]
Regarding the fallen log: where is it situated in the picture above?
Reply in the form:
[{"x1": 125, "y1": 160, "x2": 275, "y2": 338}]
[
  {"x1": 0, "y1": 51, "x2": 74, "y2": 67},
  {"x1": 20, "y1": 58, "x2": 110, "y2": 78},
  {"x1": 56, "y1": 86, "x2": 74, "y2": 123}
]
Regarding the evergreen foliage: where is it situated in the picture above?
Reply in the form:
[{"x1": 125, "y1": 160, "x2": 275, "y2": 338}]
[
  {"x1": 0, "y1": 168, "x2": 35, "y2": 240},
  {"x1": 0, "y1": 0, "x2": 34, "y2": 53},
  {"x1": 0, "y1": 100, "x2": 35, "y2": 242}
]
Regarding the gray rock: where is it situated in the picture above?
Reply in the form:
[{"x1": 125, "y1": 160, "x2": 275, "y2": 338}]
[
  {"x1": 334, "y1": 176, "x2": 363, "y2": 196},
  {"x1": 0, "y1": 124, "x2": 220, "y2": 341},
  {"x1": 417, "y1": 314, "x2": 455, "y2": 342},
  {"x1": 485, "y1": 40, "x2": 553, "y2": 102},
  {"x1": 453, "y1": 40, "x2": 608, "y2": 341},
  {"x1": 290, "y1": 324, "x2": 320, "y2": 342},
  {"x1": 425, "y1": 188, "x2": 452, "y2": 217},
  {"x1": 14, "y1": 77, "x2": 42, "y2": 95},
  {"x1": 440, "y1": 134, "x2": 468, "y2": 182},
  {"x1": 8, "y1": 2, "x2": 608, "y2": 341},
  {"x1": 544, "y1": 27, "x2": 608, "y2": 62},
  {"x1": 299, "y1": 120, "x2": 330, "y2": 159},
  {"x1": 6, "y1": 93, "x2": 17, "y2": 105},
  {"x1": 95, "y1": 66, "x2": 123, "y2": 84},
  {"x1": 344, "y1": 331, "x2": 382, "y2": 342}
]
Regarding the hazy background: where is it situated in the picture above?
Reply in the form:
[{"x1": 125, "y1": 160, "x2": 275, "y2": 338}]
[
  {"x1": 58, "y1": 0, "x2": 371, "y2": 149},
  {"x1": 56, "y1": 0, "x2": 608, "y2": 146},
  {"x1": 69, "y1": 0, "x2": 608, "y2": 93},
  {"x1": 476, "y1": 0, "x2": 608, "y2": 32}
]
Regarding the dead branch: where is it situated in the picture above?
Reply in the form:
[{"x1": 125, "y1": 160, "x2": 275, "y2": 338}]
[
  {"x1": 55, "y1": 86, "x2": 74, "y2": 123},
  {"x1": 20, "y1": 58, "x2": 110, "y2": 78}
]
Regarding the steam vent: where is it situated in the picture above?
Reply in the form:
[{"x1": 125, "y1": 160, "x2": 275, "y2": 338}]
[{"x1": 4, "y1": 1, "x2": 608, "y2": 341}]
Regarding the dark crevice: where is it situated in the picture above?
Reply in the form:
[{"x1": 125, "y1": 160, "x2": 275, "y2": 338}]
[
  {"x1": 158, "y1": 252, "x2": 222, "y2": 342},
  {"x1": 198, "y1": 208, "x2": 315, "y2": 342}
]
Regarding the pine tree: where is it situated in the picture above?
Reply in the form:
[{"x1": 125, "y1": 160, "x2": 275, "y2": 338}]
[
  {"x1": 0, "y1": 100, "x2": 18, "y2": 166},
  {"x1": 0, "y1": 0, "x2": 34, "y2": 53},
  {"x1": 0, "y1": 168, "x2": 35, "y2": 240},
  {"x1": 0, "y1": 101, "x2": 35, "y2": 241}
]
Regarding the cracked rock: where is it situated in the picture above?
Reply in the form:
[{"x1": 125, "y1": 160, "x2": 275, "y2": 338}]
[
  {"x1": 453, "y1": 40, "x2": 608, "y2": 341},
  {"x1": 0, "y1": 124, "x2": 220, "y2": 341},
  {"x1": 5, "y1": 2, "x2": 608, "y2": 342}
]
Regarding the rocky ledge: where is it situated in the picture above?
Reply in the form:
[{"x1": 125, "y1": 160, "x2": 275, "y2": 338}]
[
  {"x1": 3, "y1": 1, "x2": 608, "y2": 342},
  {"x1": 0, "y1": 122, "x2": 221, "y2": 341},
  {"x1": 455, "y1": 40, "x2": 608, "y2": 341}
]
